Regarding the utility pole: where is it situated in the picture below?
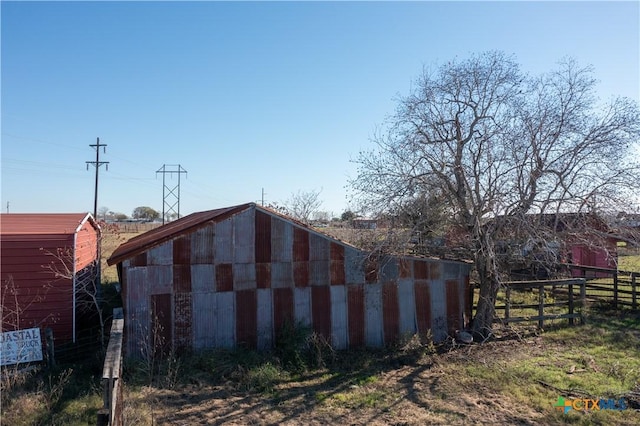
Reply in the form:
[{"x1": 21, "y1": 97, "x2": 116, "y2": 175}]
[
  {"x1": 156, "y1": 164, "x2": 187, "y2": 224},
  {"x1": 86, "y1": 138, "x2": 109, "y2": 219},
  {"x1": 6, "y1": 202, "x2": 9, "y2": 213},
  {"x1": 261, "y1": 188, "x2": 266, "y2": 206}
]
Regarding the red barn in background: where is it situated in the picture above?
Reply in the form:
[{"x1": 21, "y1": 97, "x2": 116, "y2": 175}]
[{"x1": 1, "y1": 213, "x2": 101, "y2": 345}]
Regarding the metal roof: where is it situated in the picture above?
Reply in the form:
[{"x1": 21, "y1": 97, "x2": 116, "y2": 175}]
[
  {"x1": 107, "y1": 203, "x2": 253, "y2": 265},
  {"x1": 0, "y1": 213, "x2": 97, "y2": 235}
]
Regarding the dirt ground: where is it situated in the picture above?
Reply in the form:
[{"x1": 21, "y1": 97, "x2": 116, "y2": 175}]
[{"x1": 123, "y1": 336, "x2": 555, "y2": 426}]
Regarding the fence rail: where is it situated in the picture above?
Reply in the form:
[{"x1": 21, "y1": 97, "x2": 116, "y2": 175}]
[
  {"x1": 97, "y1": 308, "x2": 124, "y2": 426},
  {"x1": 492, "y1": 278, "x2": 586, "y2": 329}
]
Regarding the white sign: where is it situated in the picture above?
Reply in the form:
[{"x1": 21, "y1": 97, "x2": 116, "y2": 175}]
[{"x1": 0, "y1": 327, "x2": 44, "y2": 366}]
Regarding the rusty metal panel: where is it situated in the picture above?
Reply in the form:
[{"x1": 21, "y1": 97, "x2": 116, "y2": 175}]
[
  {"x1": 309, "y1": 260, "x2": 330, "y2": 286},
  {"x1": 147, "y1": 265, "x2": 172, "y2": 295},
  {"x1": 414, "y1": 280, "x2": 431, "y2": 336},
  {"x1": 309, "y1": 233, "x2": 329, "y2": 261},
  {"x1": 273, "y1": 287, "x2": 294, "y2": 335},
  {"x1": 398, "y1": 279, "x2": 417, "y2": 335},
  {"x1": 293, "y1": 227, "x2": 309, "y2": 262},
  {"x1": 293, "y1": 262, "x2": 309, "y2": 287},
  {"x1": 330, "y1": 243, "x2": 345, "y2": 285},
  {"x1": 130, "y1": 253, "x2": 147, "y2": 267},
  {"x1": 445, "y1": 280, "x2": 462, "y2": 334},
  {"x1": 234, "y1": 263, "x2": 256, "y2": 291},
  {"x1": 347, "y1": 285, "x2": 365, "y2": 347},
  {"x1": 215, "y1": 263, "x2": 233, "y2": 292},
  {"x1": 271, "y1": 217, "x2": 293, "y2": 262},
  {"x1": 125, "y1": 267, "x2": 149, "y2": 356},
  {"x1": 271, "y1": 262, "x2": 293, "y2": 288},
  {"x1": 192, "y1": 292, "x2": 216, "y2": 350},
  {"x1": 191, "y1": 264, "x2": 214, "y2": 293},
  {"x1": 294, "y1": 287, "x2": 311, "y2": 327},
  {"x1": 365, "y1": 283, "x2": 383, "y2": 347},
  {"x1": 173, "y1": 235, "x2": 191, "y2": 265},
  {"x1": 311, "y1": 286, "x2": 331, "y2": 342},
  {"x1": 234, "y1": 209, "x2": 255, "y2": 264},
  {"x1": 173, "y1": 264, "x2": 191, "y2": 292},
  {"x1": 151, "y1": 293, "x2": 172, "y2": 356},
  {"x1": 429, "y1": 280, "x2": 447, "y2": 342},
  {"x1": 147, "y1": 242, "x2": 172, "y2": 266},
  {"x1": 430, "y1": 261, "x2": 442, "y2": 281},
  {"x1": 382, "y1": 282, "x2": 399, "y2": 345},
  {"x1": 364, "y1": 257, "x2": 378, "y2": 284},
  {"x1": 215, "y1": 218, "x2": 234, "y2": 263},
  {"x1": 256, "y1": 289, "x2": 273, "y2": 350},
  {"x1": 399, "y1": 258, "x2": 412, "y2": 279},
  {"x1": 215, "y1": 292, "x2": 235, "y2": 348},
  {"x1": 255, "y1": 210, "x2": 271, "y2": 263},
  {"x1": 330, "y1": 286, "x2": 347, "y2": 350},
  {"x1": 345, "y1": 246, "x2": 365, "y2": 284},
  {"x1": 236, "y1": 289, "x2": 257, "y2": 348},
  {"x1": 414, "y1": 260, "x2": 429, "y2": 280},
  {"x1": 444, "y1": 262, "x2": 461, "y2": 280},
  {"x1": 191, "y1": 224, "x2": 215, "y2": 264},
  {"x1": 255, "y1": 263, "x2": 271, "y2": 289},
  {"x1": 174, "y1": 292, "x2": 192, "y2": 352},
  {"x1": 379, "y1": 256, "x2": 399, "y2": 284}
]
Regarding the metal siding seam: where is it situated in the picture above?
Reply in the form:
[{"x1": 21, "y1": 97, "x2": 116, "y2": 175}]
[
  {"x1": 364, "y1": 283, "x2": 383, "y2": 347},
  {"x1": 330, "y1": 286, "x2": 348, "y2": 350},
  {"x1": 256, "y1": 289, "x2": 273, "y2": 350}
]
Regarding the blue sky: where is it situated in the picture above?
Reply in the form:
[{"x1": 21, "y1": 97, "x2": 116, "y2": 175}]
[{"x1": 2, "y1": 1, "x2": 639, "y2": 218}]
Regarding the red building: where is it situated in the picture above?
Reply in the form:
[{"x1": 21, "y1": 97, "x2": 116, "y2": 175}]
[{"x1": 1, "y1": 213, "x2": 101, "y2": 344}]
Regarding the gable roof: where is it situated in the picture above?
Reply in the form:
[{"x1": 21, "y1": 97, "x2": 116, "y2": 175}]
[
  {"x1": 0, "y1": 213, "x2": 98, "y2": 236},
  {"x1": 107, "y1": 203, "x2": 252, "y2": 265}
]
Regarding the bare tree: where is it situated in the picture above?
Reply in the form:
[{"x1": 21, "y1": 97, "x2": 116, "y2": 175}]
[
  {"x1": 352, "y1": 51, "x2": 640, "y2": 339},
  {"x1": 285, "y1": 189, "x2": 323, "y2": 224}
]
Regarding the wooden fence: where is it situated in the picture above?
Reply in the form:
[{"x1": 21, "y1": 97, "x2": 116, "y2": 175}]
[
  {"x1": 492, "y1": 278, "x2": 586, "y2": 329},
  {"x1": 486, "y1": 265, "x2": 639, "y2": 329},
  {"x1": 97, "y1": 308, "x2": 124, "y2": 426},
  {"x1": 568, "y1": 265, "x2": 639, "y2": 310}
]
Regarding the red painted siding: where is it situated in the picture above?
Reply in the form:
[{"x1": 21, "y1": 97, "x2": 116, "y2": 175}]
[
  {"x1": 236, "y1": 290, "x2": 257, "y2": 348},
  {"x1": 347, "y1": 285, "x2": 365, "y2": 347},
  {"x1": 255, "y1": 210, "x2": 272, "y2": 263},
  {"x1": 445, "y1": 280, "x2": 461, "y2": 333},
  {"x1": 382, "y1": 282, "x2": 399, "y2": 344},
  {"x1": 330, "y1": 243, "x2": 345, "y2": 285},
  {"x1": 216, "y1": 263, "x2": 234, "y2": 292},
  {"x1": 273, "y1": 287, "x2": 294, "y2": 335},
  {"x1": 311, "y1": 286, "x2": 331, "y2": 341},
  {"x1": 414, "y1": 281, "x2": 431, "y2": 334}
]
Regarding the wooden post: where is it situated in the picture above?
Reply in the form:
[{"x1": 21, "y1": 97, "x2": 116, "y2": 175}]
[
  {"x1": 45, "y1": 327, "x2": 55, "y2": 368},
  {"x1": 568, "y1": 282, "x2": 574, "y2": 326},
  {"x1": 613, "y1": 271, "x2": 619, "y2": 309},
  {"x1": 505, "y1": 285, "x2": 511, "y2": 323},
  {"x1": 632, "y1": 273, "x2": 637, "y2": 310},
  {"x1": 580, "y1": 279, "x2": 586, "y2": 324},
  {"x1": 538, "y1": 284, "x2": 544, "y2": 329}
]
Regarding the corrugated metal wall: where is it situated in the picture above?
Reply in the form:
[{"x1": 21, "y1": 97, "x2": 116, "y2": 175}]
[{"x1": 121, "y1": 206, "x2": 471, "y2": 356}]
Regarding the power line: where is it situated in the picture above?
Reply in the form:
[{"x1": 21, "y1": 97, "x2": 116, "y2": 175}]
[{"x1": 86, "y1": 138, "x2": 109, "y2": 219}]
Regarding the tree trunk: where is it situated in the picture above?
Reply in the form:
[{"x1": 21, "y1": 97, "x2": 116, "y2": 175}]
[{"x1": 471, "y1": 252, "x2": 501, "y2": 340}]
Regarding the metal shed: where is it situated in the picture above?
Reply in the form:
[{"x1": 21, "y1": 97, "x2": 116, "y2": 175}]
[
  {"x1": 107, "y1": 203, "x2": 472, "y2": 356},
  {"x1": 1, "y1": 213, "x2": 101, "y2": 344}
]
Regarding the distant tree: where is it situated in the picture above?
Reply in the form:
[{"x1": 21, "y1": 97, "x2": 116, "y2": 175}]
[
  {"x1": 132, "y1": 206, "x2": 160, "y2": 221},
  {"x1": 285, "y1": 189, "x2": 323, "y2": 224},
  {"x1": 164, "y1": 212, "x2": 179, "y2": 222},
  {"x1": 313, "y1": 211, "x2": 331, "y2": 222},
  {"x1": 341, "y1": 210, "x2": 356, "y2": 222},
  {"x1": 97, "y1": 206, "x2": 109, "y2": 221},
  {"x1": 113, "y1": 213, "x2": 128, "y2": 221}
]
